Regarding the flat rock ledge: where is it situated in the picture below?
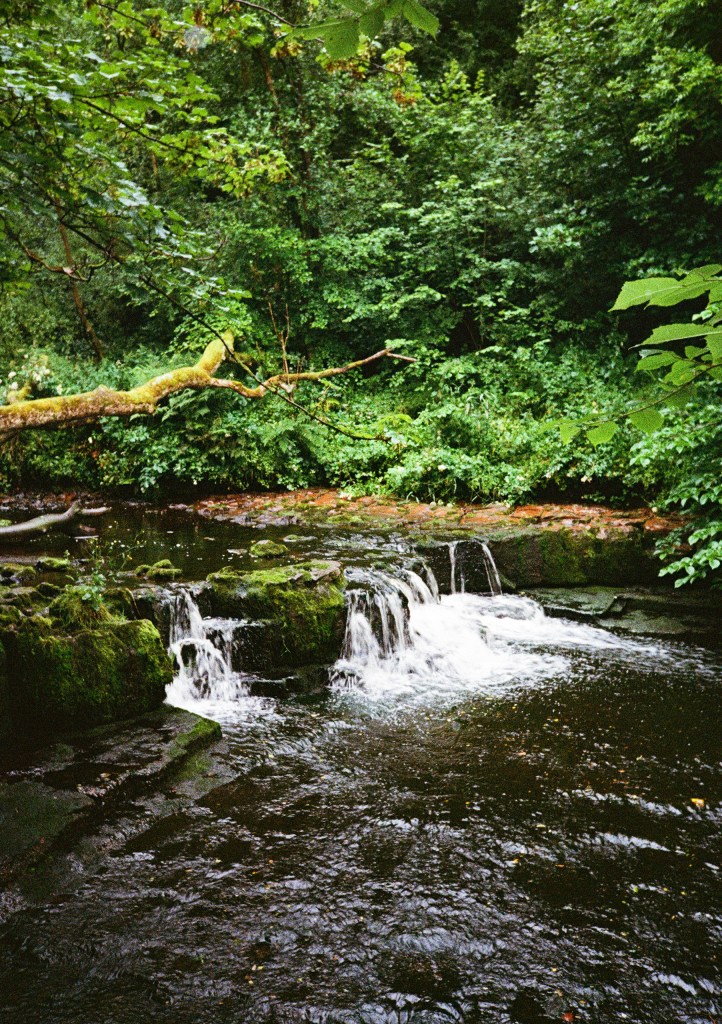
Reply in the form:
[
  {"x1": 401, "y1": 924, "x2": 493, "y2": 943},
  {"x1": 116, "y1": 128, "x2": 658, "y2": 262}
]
[
  {"x1": 194, "y1": 489, "x2": 684, "y2": 536},
  {"x1": 0, "y1": 706, "x2": 221, "y2": 889},
  {"x1": 196, "y1": 490, "x2": 684, "y2": 588}
]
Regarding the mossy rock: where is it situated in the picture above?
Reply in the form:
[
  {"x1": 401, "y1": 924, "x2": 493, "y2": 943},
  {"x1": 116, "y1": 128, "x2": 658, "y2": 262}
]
[
  {"x1": 35, "y1": 556, "x2": 73, "y2": 572},
  {"x1": 486, "y1": 527, "x2": 660, "y2": 588},
  {"x1": 50, "y1": 590, "x2": 114, "y2": 631},
  {"x1": 134, "y1": 559, "x2": 182, "y2": 582},
  {"x1": 206, "y1": 560, "x2": 346, "y2": 666},
  {"x1": 249, "y1": 539, "x2": 289, "y2": 558},
  {"x1": 0, "y1": 562, "x2": 36, "y2": 585},
  {"x1": 2, "y1": 616, "x2": 172, "y2": 735}
]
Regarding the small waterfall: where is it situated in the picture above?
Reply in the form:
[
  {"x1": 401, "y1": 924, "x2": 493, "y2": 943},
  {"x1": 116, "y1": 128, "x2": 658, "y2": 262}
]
[
  {"x1": 331, "y1": 561, "x2": 567, "y2": 703},
  {"x1": 448, "y1": 539, "x2": 502, "y2": 596},
  {"x1": 480, "y1": 541, "x2": 503, "y2": 596},
  {"x1": 449, "y1": 541, "x2": 463, "y2": 594},
  {"x1": 332, "y1": 568, "x2": 434, "y2": 684},
  {"x1": 165, "y1": 588, "x2": 250, "y2": 708}
]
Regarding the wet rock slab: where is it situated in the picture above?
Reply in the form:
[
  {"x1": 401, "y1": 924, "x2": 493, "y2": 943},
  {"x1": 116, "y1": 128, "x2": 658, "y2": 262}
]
[
  {"x1": 526, "y1": 585, "x2": 722, "y2": 638},
  {"x1": 0, "y1": 706, "x2": 221, "y2": 887}
]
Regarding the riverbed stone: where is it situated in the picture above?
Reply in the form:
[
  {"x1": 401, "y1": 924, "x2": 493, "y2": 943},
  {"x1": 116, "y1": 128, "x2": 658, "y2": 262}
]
[
  {"x1": 206, "y1": 560, "x2": 346, "y2": 666},
  {"x1": 249, "y1": 539, "x2": 288, "y2": 558},
  {"x1": 134, "y1": 558, "x2": 182, "y2": 581}
]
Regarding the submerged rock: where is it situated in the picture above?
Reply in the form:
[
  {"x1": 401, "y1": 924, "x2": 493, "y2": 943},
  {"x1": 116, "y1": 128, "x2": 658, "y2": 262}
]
[
  {"x1": 206, "y1": 560, "x2": 346, "y2": 666},
  {"x1": 0, "y1": 706, "x2": 222, "y2": 885}
]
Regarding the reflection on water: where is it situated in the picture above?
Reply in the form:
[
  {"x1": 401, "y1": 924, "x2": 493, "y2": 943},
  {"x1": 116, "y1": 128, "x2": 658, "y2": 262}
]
[{"x1": 0, "y1": 511, "x2": 720, "y2": 1024}]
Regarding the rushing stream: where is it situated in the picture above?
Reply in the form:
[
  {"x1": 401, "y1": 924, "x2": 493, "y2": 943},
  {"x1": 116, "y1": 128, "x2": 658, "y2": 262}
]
[{"x1": 0, "y1": 513, "x2": 720, "y2": 1024}]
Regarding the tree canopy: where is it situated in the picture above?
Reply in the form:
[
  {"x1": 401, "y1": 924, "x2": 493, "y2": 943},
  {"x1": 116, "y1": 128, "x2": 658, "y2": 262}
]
[{"x1": 1, "y1": 0, "x2": 721, "y2": 584}]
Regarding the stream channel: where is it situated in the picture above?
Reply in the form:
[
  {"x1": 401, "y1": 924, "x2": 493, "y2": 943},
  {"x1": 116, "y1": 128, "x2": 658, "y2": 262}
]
[{"x1": 1, "y1": 507, "x2": 721, "y2": 1023}]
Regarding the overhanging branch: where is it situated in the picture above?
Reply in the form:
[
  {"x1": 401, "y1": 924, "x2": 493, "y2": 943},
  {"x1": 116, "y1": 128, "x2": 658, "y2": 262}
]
[{"x1": 0, "y1": 333, "x2": 412, "y2": 441}]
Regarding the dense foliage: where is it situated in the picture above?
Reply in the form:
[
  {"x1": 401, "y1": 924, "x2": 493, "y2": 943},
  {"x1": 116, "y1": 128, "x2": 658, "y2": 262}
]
[{"x1": 1, "y1": 0, "x2": 721, "y2": 583}]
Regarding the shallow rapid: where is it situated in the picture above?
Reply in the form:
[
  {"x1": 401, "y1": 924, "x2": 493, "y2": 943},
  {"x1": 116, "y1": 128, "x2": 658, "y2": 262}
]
[{"x1": 0, "y1": 524, "x2": 720, "y2": 1024}]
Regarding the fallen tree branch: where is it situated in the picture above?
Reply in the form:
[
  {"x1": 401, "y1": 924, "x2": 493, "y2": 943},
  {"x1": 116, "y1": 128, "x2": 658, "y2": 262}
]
[
  {"x1": 0, "y1": 501, "x2": 110, "y2": 541},
  {"x1": 0, "y1": 333, "x2": 411, "y2": 441}
]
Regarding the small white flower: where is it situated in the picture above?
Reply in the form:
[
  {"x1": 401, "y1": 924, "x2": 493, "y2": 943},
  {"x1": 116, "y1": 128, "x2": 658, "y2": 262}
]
[{"x1": 8, "y1": 371, "x2": 15, "y2": 379}]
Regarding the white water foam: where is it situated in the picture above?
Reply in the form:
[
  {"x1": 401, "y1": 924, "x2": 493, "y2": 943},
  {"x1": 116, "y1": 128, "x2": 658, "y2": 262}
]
[
  {"x1": 330, "y1": 558, "x2": 666, "y2": 706},
  {"x1": 164, "y1": 588, "x2": 271, "y2": 721}
]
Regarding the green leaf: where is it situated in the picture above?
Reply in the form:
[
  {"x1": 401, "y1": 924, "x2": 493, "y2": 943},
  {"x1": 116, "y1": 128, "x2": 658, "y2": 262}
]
[
  {"x1": 359, "y1": 7, "x2": 385, "y2": 36},
  {"x1": 665, "y1": 360, "x2": 697, "y2": 385},
  {"x1": 707, "y1": 336, "x2": 722, "y2": 362},
  {"x1": 559, "y1": 421, "x2": 580, "y2": 444},
  {"x1": 665, "y1": 383, "x2": 696, "y2": 408},
  {"x1": 636, "y1": 352, "x2": 679, "y2": 372},
  {"x1": 613, "y1": 278, "x2": 684, "y2": 310},
  {"x1": 587, "y1": 421, "x2": 618, "y2": 446},
  {"x1": 643, "y1": 322, "x2": 722, "y2": 346},
  {"x1": 682, "y1": 264, "x2": 722, "y2": 281},
  {"x1": 323, "y1": 18, "x2": 361, "y2": 58},
  {"x1": 629, "y1": 407, "x2": 664, "y2": 433},
  {"x1": 612, "y1": 277, "x2": 710, "y2": 310},
  {"x1": 401, "y1": 0, "x2": 440, "y2": 35}
]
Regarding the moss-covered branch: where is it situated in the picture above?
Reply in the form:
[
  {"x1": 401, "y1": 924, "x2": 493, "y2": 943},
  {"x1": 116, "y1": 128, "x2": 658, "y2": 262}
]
[{"x1": 0, "y1": 333, "x2": 408, "y2": 441}]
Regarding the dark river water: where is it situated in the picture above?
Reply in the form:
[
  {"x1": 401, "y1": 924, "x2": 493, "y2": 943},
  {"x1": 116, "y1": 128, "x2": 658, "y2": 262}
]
[{"x1": 0, "y1": 509, "x2": 720, "y2": 1023}]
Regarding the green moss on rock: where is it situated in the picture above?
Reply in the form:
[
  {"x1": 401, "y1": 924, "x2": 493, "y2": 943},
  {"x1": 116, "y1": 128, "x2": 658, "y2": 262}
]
[
  {"x1": 134, "y1": 559, "x2": 182, "y2": 581},
  {"x1": 0, "y1": 562, "x2": 36, "y2": 585},
  {"x1": 487, "y1": 526, "x2": 660, "y2": 588},
  {"x1": 50, "y1": 590, "x2": 113, "y2": 631},
  {"x1": 35, "y1": 556, "x2": 73, "y2": 572},
  {"x1": 4, "y1": 616, "x2": 172, "y2": 734},
  {"x1": 249, "y1": 539, "x2": 288, "y2": 558},
  {"x1": 207, "y1": 560, "x2": 346, "y2": 666},
  {"x1": 170, "y1": 713, "x2": 222, "y2": 757}
]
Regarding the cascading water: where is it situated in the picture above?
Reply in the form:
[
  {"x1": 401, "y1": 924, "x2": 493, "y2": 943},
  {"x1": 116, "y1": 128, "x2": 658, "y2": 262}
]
[
  {"x1": 164, "y1": 542, "x2": 665, "y2": 714},
  {"x1": 448, "y1": 538, "x2": 503, "y2": 595},
  {"x1": 331, "y1": 543, "x2": 664, "y2": 704},
  {"x1": 480, "y1": 540, "x2": 503, "y2": 595},
  {"x1": 164, "y1": 587, "x2": 251, "y2": 711}
]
